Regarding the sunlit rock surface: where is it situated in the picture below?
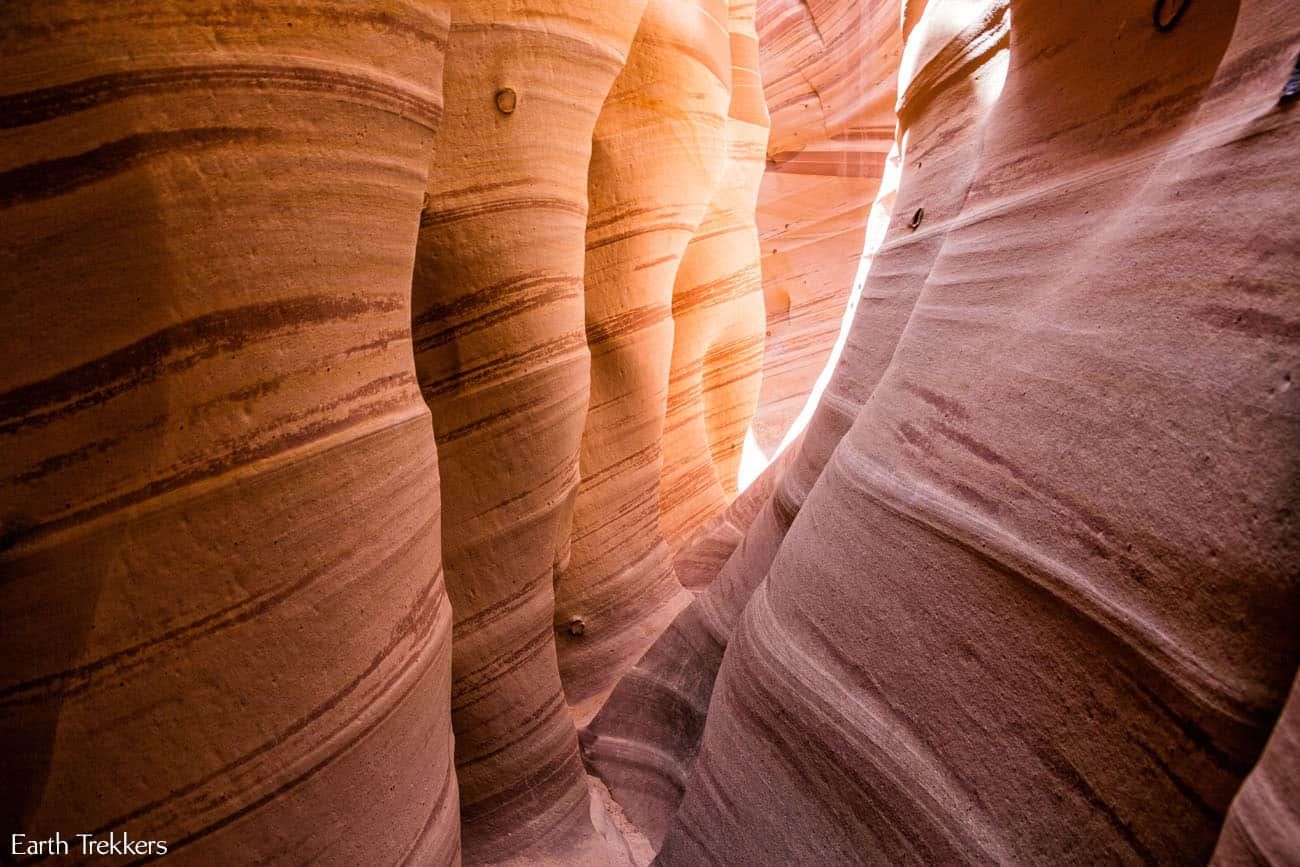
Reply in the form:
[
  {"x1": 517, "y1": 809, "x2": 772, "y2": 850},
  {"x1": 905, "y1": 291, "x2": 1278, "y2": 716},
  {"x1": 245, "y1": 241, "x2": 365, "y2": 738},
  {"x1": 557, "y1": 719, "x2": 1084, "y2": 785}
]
[
  {"x1": 554, "y1": 0, "x2": 732, "y2": 721},
  {"x1": 658, "y1": 0, "x2": 771, "y2": 553},
  {"x1": 750, "y1": 0, "x2": 903, "y2": 452}
]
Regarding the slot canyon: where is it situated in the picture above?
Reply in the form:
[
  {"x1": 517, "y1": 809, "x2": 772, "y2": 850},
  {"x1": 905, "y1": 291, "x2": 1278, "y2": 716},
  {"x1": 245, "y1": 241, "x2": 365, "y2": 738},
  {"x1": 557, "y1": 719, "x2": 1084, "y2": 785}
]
[{"x1": 1, "y1": 0, "x2": 1297, "y2": 864}]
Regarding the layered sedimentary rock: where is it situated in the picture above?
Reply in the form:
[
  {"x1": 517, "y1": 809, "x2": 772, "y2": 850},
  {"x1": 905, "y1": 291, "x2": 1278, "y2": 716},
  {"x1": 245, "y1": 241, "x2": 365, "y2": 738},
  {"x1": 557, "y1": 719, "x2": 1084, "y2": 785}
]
[
  {"x1": 659, "y1": 0, "x2": 771, "y2": 550},
  {"x1": 1213, "y1": 671, "x2": 1300, "y2": 865},
  {"x1": 5, "y1": 0, "x2": 1297, "y2": 863},
  {"x1": 0, "y1": 2, "x2": 458, "y2": 864},
  {"x1": 751, "y1": 0, "x2": 902, "y2": 450},
  {"x1": 553, "y1": 0, "x2": 732, "y2": 716},
  {"x1": 585, "y1": 0, "x2": 922, "y2": 839},
  {"x1": 658, "y1": 0, "x2": 1300, "y2": 863},
  {"x1": 410, "y1": 3, "x2": 647, "y2": 862}
]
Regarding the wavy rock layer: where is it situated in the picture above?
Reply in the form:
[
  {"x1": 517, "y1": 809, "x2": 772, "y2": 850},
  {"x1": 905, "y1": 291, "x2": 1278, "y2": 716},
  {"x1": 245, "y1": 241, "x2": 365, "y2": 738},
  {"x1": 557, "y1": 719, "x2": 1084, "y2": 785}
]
[
  {"x1": 0, "y1": 2, "x2": 458, "y2": 864},
  {"x1": 659, "y1": 0, "x2": 1300, "y2": 862},
  {"x1": 411, "y1": 2, "x2": 647, "y2": 862},
  {"x1": 1213, "y1": 671, "x2": 1300, "y2": 864},
  {"x1": 553, "y1": 0, "x2": 732, "y2": 719},
  {"x1": 4, "y1": 1, "x2": 1297, "y2": 865},
  {"x1": 659, "y1": 0, "x2": 771, "y2": 550},
  {"x1": 751, "y1": 0, "x2": 902, "y2": 450}
]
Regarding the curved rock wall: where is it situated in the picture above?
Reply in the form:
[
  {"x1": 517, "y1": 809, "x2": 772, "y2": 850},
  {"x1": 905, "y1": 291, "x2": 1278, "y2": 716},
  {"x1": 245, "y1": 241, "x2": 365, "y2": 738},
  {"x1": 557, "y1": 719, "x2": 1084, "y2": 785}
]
[
  {"x1": 0, "y1": 2, "x2": 458, "y2": 863},
  {"x1": 1213, "y1": 670, "x2": 1300, "y2": 864},
  {"x1": 553, "y1": 0, "x2": 732, "y2": 719},
  {"x1": 4, "y1": 1, "x2": 1296, "y2": 864},
  {"x1": 659, "y1": 0, "x2": 1300, "y2": 862},
  {"x1": 659, "y1": 0, "x2": 771, "y2": 550},
  {"x1": 410, "y1": 2, "x2": 647, "y2": 862},
  {"x1": 751, "y1": 0, "x2": 903, "y2": 451}
]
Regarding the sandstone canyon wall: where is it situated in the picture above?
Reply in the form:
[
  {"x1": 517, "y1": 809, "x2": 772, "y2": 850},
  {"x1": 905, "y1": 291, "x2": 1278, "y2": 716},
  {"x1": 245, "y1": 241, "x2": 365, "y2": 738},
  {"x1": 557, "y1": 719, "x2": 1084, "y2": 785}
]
[
  {"x1": 553, "y1": 0, "x2": 732, "y2": 719},
  {"x1": 658, "y1": 0, "x2": 771, "y2": 554},
  {"x1": 656, "y1": 0, "x2": 1300, "y2": 863},
  {"x1": 2, "y1": 0, "x2": 1298, "y2": 865},
  {"x1": 1, "y1": 2, "x2": 459, "y2": 864},
  {"x1": 750, "y1": 0, "x2": 902, "y2": 452},
  {"x1": 410, "y1": 2, "x2": 646, "y2": 861}
]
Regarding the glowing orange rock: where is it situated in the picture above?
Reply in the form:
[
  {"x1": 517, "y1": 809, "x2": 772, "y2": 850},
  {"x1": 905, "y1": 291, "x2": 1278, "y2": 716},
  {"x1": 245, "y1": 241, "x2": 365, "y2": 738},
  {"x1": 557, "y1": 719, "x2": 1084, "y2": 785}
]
[
  {"x1": 554, "y1": 0, "x2": 733, "y2": 717},
  {"x1": 659, "y1": 0, "x2": 771, "y2": 551}
]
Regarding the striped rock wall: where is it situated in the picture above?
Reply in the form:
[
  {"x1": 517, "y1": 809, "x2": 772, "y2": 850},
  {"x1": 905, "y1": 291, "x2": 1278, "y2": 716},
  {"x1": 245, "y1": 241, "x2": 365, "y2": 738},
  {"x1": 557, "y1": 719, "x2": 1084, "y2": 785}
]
[
  {"x1": 0, "y1": 2, "x2": 459, "y2": 864},
  {"x1": 658, "y1": 0, "x2": 771, "y2": 552},
  {"x1": 410, "y1": 2, "x2": 648, "y2": 863},
  {"x1": 659, "y1": 0, "x2": 1300, "y2": 862},
  {"x1": 4, "y1": 1, "x2": 1296, "y2": 864},
  {"x1": 553, "y1": 0, "x2": 732, "y2": 719},
  {"x1": 751, "y1": 0, "x2": 903, "y2": 451}
]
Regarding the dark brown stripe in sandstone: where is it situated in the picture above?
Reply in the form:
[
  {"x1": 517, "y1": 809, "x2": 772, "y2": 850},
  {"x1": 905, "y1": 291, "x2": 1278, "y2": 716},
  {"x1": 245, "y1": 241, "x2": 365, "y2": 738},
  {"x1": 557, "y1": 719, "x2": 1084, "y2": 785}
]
[
  {"x1": 586, "y1": 220, "x2": 698, "y2": 252},
  {"x1": 419, "y1": 331, "x2": 588, "y2": 401},
  {"x1": 0, "y1": 64, "x2": 442, "y2": 130},
  {"x1": 3, "y1": 385, "x2": 421, "y2": 555},
  {"x1": 452, "y1": 625, "x2": 555, "y2": 709},
  {"x1": 633, "y1": 253, "x2": 680, "y2": 272},
  {"x1": 118, "y1": 583, "x2": 450, "y2": 865},
  {"x1": 2, "y1": 5, "x2": 448, "y2": 49},
  {"x1": 1027, "y1": 739, "x2": 1159, "y2": 865},
  {"x1": 420, "y1": 196, "x2": 587, "y2": 229},
  {"x1": 457, "y1": 691, "x2": 568, "y2": 772},
  {"x1": 586, "y1": 203, "x2": 681, "y2": 233},
  {"x1": 0, "y1": 293, "x2": 404, "y2": 436},
  {"x1": 0, "y1": 464, "x2": 434, "y2": 705},
  {"x1": 435, "y1": 391, "x2": 552, "y2": 445},
  {"x1": 586, "y1": 305, "x2": 671, "y2": 347},
  {"x1": 9, "y1": 434, "x2": 123, "y2": 484},
  {"x1": 451, "y1": 570, "x2": 549, "y2": 641},
  {"x1": 1131, "y1": 737, "x2": 1224, "y2": 822},
  {"x1": 433, "y1": 176, "x2": 539, "y2": 200},
  {"x1": 459, "y1": 732, "x2": 587, "y2": 822},
  {"x1": 580, "y1": 442, "x2": 661, "y2": 491},
  {"x1": 688, "y1": 219, "x2": 751, "y2": 244},
  {"x1": 412, "y1": 273, "x2": 580, "y2": 353},
  {"x1": 672, "y1": 268, "x2": 761, "y2": 318},
  {"x1": 1194, "y1": 305, "x2": 1300, "y2": 342},
  {"x1": 0, "y1": 126, "x2": 280, "y2": 209}
]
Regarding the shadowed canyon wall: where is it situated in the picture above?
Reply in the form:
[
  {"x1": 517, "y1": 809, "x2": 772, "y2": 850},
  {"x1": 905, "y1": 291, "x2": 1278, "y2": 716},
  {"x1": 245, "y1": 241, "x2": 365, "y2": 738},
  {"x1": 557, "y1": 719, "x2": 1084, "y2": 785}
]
[
  {"x1": 3, "y1": 1, "x2": 1298, "y2": 865},
  {"x1": 586, "y1": 0, "x2": 1299, "y2": 861}
]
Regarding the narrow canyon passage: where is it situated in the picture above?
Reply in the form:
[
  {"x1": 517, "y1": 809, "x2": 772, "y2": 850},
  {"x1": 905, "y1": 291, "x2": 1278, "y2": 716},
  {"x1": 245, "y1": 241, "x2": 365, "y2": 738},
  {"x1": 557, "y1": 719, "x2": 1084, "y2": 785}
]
[{"x1": 1, "y1": 1, "x2": 1297, "y2": 866}]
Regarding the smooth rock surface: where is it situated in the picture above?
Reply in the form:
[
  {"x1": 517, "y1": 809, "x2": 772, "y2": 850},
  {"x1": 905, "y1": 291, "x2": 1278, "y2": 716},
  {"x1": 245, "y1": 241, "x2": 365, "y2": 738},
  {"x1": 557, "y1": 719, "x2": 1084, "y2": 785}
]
[
  {"x1": 659, "y1": 0, "x2": 771, "y2": 551},
  {"x1": 0, "y1": 2, "x2": 459, "y2": 864},
  {"x1": 751, "y1": 0, "x2": 903, "y2": 451},
  {"x1": 411, "y1": 2, "x2": 647, "y2": 862},
  {"x1": 554, "y1": 0, "x2": 732, "y2": 718},
  {"x1": 660, "y1": 0, "x2": 1300, "y2": 862}
]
